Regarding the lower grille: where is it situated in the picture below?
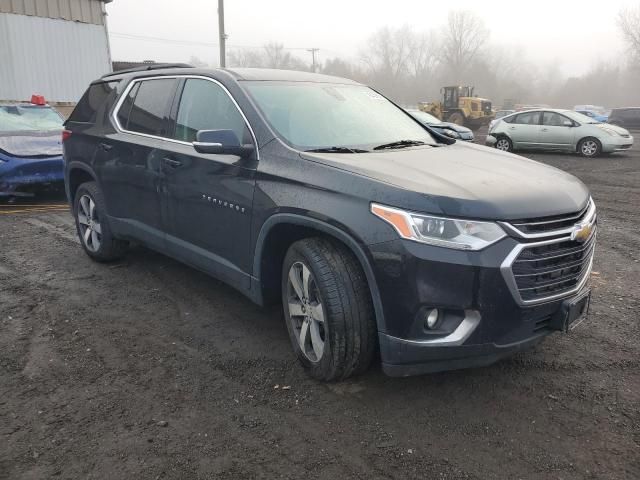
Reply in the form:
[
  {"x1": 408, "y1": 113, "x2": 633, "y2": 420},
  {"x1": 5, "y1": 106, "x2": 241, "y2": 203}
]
[
  {"x1": 511, "y1": 230, "x2": 596, "y2": 303},
  {"x1": 533, "y1": 315, "x2": 551, "y2": 332}
]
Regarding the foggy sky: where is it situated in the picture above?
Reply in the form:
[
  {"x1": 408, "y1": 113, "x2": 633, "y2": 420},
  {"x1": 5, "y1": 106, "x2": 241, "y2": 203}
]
[{"x1": 106, "y1": 0, "x2": 634, "y2": 76}]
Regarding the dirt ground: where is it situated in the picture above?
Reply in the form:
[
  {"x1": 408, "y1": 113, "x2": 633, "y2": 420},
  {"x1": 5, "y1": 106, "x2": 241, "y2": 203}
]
[{"x1": 1, "y1": 133, "x2": 639, "y2": 480}]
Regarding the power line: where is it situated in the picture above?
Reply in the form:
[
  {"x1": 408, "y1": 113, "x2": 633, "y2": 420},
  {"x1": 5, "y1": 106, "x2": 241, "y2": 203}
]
[{"x1": 110, "y1": 31, "x2": 319, "y2": 52}]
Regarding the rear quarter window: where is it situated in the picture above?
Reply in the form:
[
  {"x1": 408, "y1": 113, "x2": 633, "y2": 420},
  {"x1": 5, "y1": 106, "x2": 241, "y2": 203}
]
[
  {"x1": 68, "y1": 81, "x2": 119, "y2": 124},
  {"x1": 118, "y1": 78, "x2": 177, "y2": 137}
]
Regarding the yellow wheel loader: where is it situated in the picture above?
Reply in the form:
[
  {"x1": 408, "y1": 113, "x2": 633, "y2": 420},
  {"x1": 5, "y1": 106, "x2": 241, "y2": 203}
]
[{"x1": 419, "y1": 86, "x2": 494, "y2": 130}]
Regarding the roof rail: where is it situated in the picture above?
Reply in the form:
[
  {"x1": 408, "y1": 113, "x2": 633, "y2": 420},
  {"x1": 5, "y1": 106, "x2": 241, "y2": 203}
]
[{"x1": 101, "y1": 63, "x2": 194, "y2": 79}]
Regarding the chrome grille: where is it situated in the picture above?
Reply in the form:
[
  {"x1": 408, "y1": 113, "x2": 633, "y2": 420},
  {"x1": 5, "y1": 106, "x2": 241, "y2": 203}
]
[
  {"x1": 501, "y1": 199, "x2": 597, "y2": 305},
  {"x1": 512, "y1": 231, "x2": 596, "y2": 302},
  {"x1": 509, "y1": 201, "x2": 591, "y2": 236}
]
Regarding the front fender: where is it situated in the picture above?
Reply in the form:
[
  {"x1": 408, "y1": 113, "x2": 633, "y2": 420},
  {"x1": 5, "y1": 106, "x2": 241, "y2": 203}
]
[{"x1": 253, "y1": 213, "x2": 388, "y2": 334}]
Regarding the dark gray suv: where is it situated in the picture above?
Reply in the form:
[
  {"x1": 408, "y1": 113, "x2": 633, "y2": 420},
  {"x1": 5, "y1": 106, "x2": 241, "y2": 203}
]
[
  {"x1": 609, "y1": 107, "x2": 640, "y2": 129},
  {"x1": 63, "y1": 65, "x2": 596, "y2": 380}
]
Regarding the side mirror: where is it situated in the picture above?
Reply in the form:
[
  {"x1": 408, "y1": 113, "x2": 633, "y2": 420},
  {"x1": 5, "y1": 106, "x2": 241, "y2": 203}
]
[
  {"x1": 193, "y1": 129, "x2": 255, "y2": 157},
  {"x1": 563, "y1": 120, "x2": 574, "y2": 127}
]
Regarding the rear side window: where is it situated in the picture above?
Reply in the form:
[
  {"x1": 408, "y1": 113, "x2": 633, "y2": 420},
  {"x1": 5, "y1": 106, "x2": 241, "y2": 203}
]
[
  {"x1": 542, "y1": 112, "x2": 568, "y2": 126},
  {"x1": 172, "y1": 79, "x2": 250, "y2": 143},
  {"x1": 118, "y1": 78, "x2": 177, "y2": 136},
  {"x1": 514, "y1": 112, "x2": 541, "y2": 125},
  {"x1": 68, "y1": 81, "x2": 118, "y2": 124}
]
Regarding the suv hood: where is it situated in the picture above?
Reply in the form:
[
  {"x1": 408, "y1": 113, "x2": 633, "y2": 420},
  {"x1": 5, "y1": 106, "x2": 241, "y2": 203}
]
[{"x1": 301, "y1": 142, "x2": 590, "y2": 220}]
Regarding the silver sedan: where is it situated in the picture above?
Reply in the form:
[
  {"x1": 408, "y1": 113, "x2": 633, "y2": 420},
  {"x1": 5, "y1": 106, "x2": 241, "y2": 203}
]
[{"x1": 485, "y1": 109, "x2": 633, "y2": 157}]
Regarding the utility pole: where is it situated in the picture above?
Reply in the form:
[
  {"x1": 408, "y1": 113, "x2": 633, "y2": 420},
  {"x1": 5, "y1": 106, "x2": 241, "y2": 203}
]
[
  {"x1": 307, "y1": 48, "x2": 319, "y2": 72},
  {"x1": 218, "y1": 0, "x2": 226, "y2": 68}
]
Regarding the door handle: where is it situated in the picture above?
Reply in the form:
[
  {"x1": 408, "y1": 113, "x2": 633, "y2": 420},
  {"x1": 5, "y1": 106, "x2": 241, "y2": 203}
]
[
  {"x1": 541, "y1": 128, "x2": 549, "y2": 132},
  {"x1": 98, "y1": 142, "x2": 113, "y2": 151},
  {"x1": 163, "y1": 157, "x2": 182, "y2": 168}
]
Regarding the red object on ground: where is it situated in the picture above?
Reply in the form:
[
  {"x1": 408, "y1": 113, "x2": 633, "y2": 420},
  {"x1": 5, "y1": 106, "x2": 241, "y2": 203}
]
[{"x1": 30, "y1": 94, "x2": 46, "y2": 105}]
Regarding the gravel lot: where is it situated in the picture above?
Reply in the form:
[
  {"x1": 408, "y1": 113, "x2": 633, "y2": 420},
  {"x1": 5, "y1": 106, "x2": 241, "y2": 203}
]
[{"x1": 1, "y1": 134, "x2": 639, "y2": 479}]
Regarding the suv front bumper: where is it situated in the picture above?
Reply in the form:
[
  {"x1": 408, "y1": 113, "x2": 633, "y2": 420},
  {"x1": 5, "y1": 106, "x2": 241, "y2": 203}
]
[{"x1": 368, "y1": 236, "x2": 591, "y2": 376}]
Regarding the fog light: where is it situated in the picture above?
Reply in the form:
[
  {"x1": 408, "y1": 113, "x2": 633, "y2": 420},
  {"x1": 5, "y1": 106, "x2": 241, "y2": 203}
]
[{"x1": 425, "y1": 308, "x2": 439, "y2": 329}]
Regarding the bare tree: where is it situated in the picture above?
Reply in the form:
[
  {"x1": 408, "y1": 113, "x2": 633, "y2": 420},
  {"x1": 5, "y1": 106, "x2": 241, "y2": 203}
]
[
  {"x1": 360, "y1": 25, "x2": 416, "y2": 102},
  {"x1": 227, "y1": 43, "x2": 308, "y2": 71},
  {"x1": 361, "y1": 26, "x2": 413, "y2": 79},
  {"x1": 440, "y1": 10, "x2": 489, "y2": 81},
  {"x1": 188, "y1": 56, "x2": 209, "y2": 68},
  {"x1": 227, "y1": 49, "x2": 265, "y2": 68},
  {"x1": 407, "y1": 31, "x2": 440, "y2": 80},
  {"x1": 322, "y1": 57, "x2": 366, "y2": 81},
  {"x1": 618, "y1": 4, "x2": 640, "y2": 63}
]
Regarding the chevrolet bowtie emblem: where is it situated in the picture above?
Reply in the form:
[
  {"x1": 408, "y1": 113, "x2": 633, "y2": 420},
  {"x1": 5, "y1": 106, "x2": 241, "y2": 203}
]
[{"x1": 571, "y1": 222, "x2": 593, "y2": 243}]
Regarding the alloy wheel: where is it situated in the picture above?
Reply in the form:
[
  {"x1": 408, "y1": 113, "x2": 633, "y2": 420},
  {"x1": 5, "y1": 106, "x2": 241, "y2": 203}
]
[
  {"x1": 286, "y1": 261, "x2": 325, "y2": 362},
  {"x1": 496, "y1": 138, "x2": 511, "y2": 151},
  {"x1": 77, "y1": 194, "x2": 102, "y2": 252},
  {"x1": 581, "y1": 140, "x2": 598, "y2": 157}
]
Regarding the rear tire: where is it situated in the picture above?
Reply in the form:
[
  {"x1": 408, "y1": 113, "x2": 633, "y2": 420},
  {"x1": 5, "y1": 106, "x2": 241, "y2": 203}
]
[
  {"x1": 578, "y1": 137, "x2": 601, "y2": 157},
  {"x1": 495, "y1": 136, "x2": 513, "y2": 152},
  {"x1": 448, "y1": 112, "x2": 465, "y2": 126},
  {"x1": 281, "y1": 238, "x2": 376, "y2": 381},
  {"x1": 73, "y1": 181, "x2": 128, "y2": 262}
]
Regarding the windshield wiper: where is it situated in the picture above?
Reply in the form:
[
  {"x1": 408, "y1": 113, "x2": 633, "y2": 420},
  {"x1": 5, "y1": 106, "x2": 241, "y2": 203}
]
[
  {"x1": 305, "y1": 146, "x2": 369, "y2": 153},
  {"x1": 373, "y1": 139, "x2": 428, "y2": 150}
]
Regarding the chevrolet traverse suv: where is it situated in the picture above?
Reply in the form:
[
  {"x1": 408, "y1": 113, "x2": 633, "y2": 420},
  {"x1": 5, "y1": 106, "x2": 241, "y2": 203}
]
[{"x1": 63, "y1": 65, "x2": 596, "y2": 380}]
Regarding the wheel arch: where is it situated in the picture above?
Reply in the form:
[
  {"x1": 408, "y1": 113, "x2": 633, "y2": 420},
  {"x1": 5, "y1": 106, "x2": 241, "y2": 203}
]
[
  {"x1": 494, "y1": 133, "x2": 513, "y2": 150},
  {"x1": 66, "y1": 162, "x2": 98, "y2": 206},
  {"x1": 253, "y1": 214, "x2": 387, "y2": 334}
]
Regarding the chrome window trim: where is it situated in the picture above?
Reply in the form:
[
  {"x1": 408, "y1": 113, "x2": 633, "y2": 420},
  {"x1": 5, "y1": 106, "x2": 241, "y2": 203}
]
[
  {"x1": 110, "y1": 74, "x2": 259, "y2": 160},
  {"x1": 500, "y1": 230, "x2": 596, "y2": 307},
  {"x1": 499, "y1": 198, "x2": 595, "y2": 240}
]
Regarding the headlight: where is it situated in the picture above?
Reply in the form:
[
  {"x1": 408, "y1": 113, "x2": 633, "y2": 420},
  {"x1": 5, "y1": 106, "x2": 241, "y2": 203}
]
[
  {"x1": 442, "y1": 129, "x2": 460, "y2": 139},
  {"x1": 371, "y1": 204, "x2": 506, "y2": 251}
]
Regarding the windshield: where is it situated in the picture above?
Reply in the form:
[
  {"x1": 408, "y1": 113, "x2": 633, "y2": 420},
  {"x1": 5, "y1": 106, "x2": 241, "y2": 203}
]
[
  {"x1": 407, "y1": 109, "x2": 442, "y2": 125},
  {"x1": 562, "y1": 110, "x2": 599, "y2": 124},
  {"x1": 0, "y1": 106, "x2": 64, "y2": 133},
  {"x1": 244, "y1": 82, "x2": 436, "y2": 150}
]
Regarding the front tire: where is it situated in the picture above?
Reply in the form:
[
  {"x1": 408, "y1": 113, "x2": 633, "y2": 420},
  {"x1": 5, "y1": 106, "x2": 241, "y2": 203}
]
[
  {"x1": 281, "y1": 238, "x2": 376, "y2": 381},
  {"x1": 578, "y1": 137, "x2": 601, "y2": 157},
  {"x1": 448, "y1": 112, "x2": 465, "y2": 126},
  {"x1": 73, "y1": 181, "x2": 128, "y2": 262}
]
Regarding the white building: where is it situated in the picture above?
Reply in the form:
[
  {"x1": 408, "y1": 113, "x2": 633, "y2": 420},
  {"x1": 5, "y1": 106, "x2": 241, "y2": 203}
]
[{"x1": 0, "y1": 0, "x2": 113, "y2": 104}]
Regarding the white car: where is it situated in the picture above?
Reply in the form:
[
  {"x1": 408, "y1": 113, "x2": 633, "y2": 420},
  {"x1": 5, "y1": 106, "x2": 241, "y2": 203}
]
[{"x1": 486, "y1": 109, "x2": 633, "y2": 157}]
